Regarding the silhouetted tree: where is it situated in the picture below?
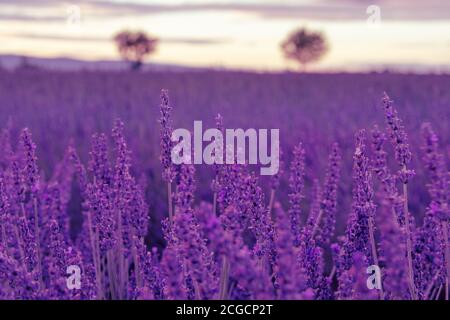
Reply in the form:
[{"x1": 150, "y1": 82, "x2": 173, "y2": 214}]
[
  {"x1": 114, "y1": 31, "x2": 158, "y2": 71},
  {"x1": 281, "y1": 27, "x2": 328, "y2": 71}
]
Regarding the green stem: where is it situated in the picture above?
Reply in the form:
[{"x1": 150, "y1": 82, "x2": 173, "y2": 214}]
[
  {"x1": 311, "y1": 209, "x2": 323, "y2": 238},
  {"x1": 328, "y1": 266, "x2": 336, "y2": 282},
  {"x1": 107, "y1": 250, "x2": 118, "y2": 300},
  {"x1": 435, "y1": 284, "x2": 443, "y2": 300},
  {"x1": 132, "y1": 236, "x2": 142, "y2": 288},
  {"x1": 212, "y1": 192, "x2": 217, "y2": 216},
  {"x1": 1, "y1": 224, "x2": 6, "y2": 245},
  {"x1": 402, "y1": 166, "x2": 416, "y2": 300},
  {"x1": 268, "y1": 189, "x2": 275, "y2": 220},
  {"x1": 441, "y1": 221, "x2": 450, "y2": 301},
  {"x1": 13, "y1": 225, "x2": 25, "y2": 268},
  {"x1": 33, "y1": 198, "x2": 43, "y2": 289},
  {"x1": 116, "y1": 210, "x2": 125, "y2": 299},
  {"x1": 368, "y1": 216, "x2": 384, "y2": 300},
  {"x1": 218, "y1": 256, "x2": 230, "y2": 300},
  {"x1": 87, "y1": 211, "x2": 103, "y2": 299},
  {"x1": 168, "y1": 182, "x2": 173, "y2": 224},
  {"x1": 424, "y1": 269, "x2": 441, "y2": 300}
]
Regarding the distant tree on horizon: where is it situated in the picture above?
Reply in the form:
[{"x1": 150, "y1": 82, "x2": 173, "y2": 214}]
[
  {"x1": 113, "y1": 30, "x2": 158, "y2": 71},
  {"x1": 281, "y1": 27, "x2": 328, "y2": 71}
]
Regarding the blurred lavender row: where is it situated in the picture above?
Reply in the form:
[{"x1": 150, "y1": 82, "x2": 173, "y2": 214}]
[{"x1": 0, "y1": 67, "x2": 448, "y2": 299}]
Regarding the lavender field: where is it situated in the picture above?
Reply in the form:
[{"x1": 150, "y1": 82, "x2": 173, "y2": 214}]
[{"x1": 0, "y1": 67, "x2": 448, "y2": 300}]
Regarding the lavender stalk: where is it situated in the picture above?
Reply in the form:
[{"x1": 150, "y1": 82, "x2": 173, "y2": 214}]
[{"x1": 382, "y1": 93, "x2": 416, "y2": 299}]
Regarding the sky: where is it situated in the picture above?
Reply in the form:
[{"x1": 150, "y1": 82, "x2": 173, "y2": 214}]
[{"x1": 0, "y1": 0, "x2": 449, "y2": 71}]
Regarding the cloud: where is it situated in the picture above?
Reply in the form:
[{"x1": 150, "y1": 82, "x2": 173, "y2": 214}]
[
  {"x1": 0, "y1": 0, "x2": 55, "y2": 4},
  {"x1": 82, "y1": 0, "x2": 450, "y2": 20},
  {"x1": 4, "y1": 32, "x2": 231, "y2": 46},
  {"x1": 1, "y1": 0, "x2": 449, "y2": 21},
  {"x1": 68, "y1": 2, "x2": 366, "y2": 20},
  {"x1": 161, "y1": 37, "x2": 231, "y2": 45},
  {"x1": 0, "y1": 13, "x2": 64, "y2": 22},
  {"x1": 3, "y1": 32, "x2": 108, "y2": 42}
]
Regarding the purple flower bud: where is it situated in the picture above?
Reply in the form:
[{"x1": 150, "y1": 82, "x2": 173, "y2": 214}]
[
  {"x1": 159, "y1": 89, "x2": 176, "y2": 183},
  {"x1": 421, "y1": 123, "x2": 448, "y2": 221},
  {"x1": 288, "y1": 143, "x2": 306, "y2": 247},
  {"x1": 20, "y1": 128, "x2": 40, "y2": 197},
  {"x1": 371, "y1": 125, "x2": 405, "y2": 226},
  {"x1": 88, "y1": 133, "x2": 112, "y2": 185},
  {"x1": 316, "y1": 143, "x2": 341, "y2": 246},
  {"x1": 0, "y1": 248, "x2": 40, "y2": 299},
  {"x1": 382, "y1": 93, "x2": 412, "y2": 167},
  {"x1": 273, "y1": 202, "x2": 309, "y2": 299},
  {"x1": 343, "y1": 130, "x2": 375, "y2": 266},
  {"x1": 172, "y1": 208, "x2": 218, "y2": 299},
  {"x1": 161, "y1": 245, "x2": 187, "y2": 299}
]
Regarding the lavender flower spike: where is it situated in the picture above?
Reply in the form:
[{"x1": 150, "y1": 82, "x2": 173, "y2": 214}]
[
  {"x1": 382, "y1": 93, "x2": 416, "y2": 299},
  {"x1": 371, "y1": 125, "x2": 405, "y2": 227},
  {"x1": 20, "y1": 128, "x2": 43, "y2": 287},
  {"x1": 159, "y1": 89, "x2": 176, "y2": 224},
  {"x1": 20, "y1": 128, "x2": 40, "y2": 196},
  {"x1": 421, "y1": 123, "x2": 449, "y2": 300},
  {"x1": 288, "y1": 143, "x2": 306, "y2": 247},
  {"x1": 314, "y1": 142, "x2": 341, "y2": 245},
  {"x1": 382, "y1": 93, "x2": 412, "y2": 170}
]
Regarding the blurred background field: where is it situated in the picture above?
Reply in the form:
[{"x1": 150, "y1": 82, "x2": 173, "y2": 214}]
[{"x1": 1, "y1": 67, "x2": 448, "y2": 246}]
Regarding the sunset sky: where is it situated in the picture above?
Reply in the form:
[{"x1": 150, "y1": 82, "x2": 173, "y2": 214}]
[{"x1": 1, "y1": 0, "x2": 449, "y2": 71}]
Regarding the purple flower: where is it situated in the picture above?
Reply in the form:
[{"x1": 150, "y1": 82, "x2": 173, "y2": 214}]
[
  {"x1": 172, "y1": 208, "x2": 218, "y2": 299},
  {"x1": 270, "y1": 148, "x2": 284, "y2": 191},
  {"x1": 288, "y1": 143, "x2": 306, "y2": 247},
  {"x1": 378, "y1": 224, "x2": 410, "y2": 300},
  {"x1": 228, "y1": 244, "x2": 275, "y2": 300},
  {"x1": 306, "y1": 179, "x2": 321, "y2": 232},
  {"x1": 211, "y1": 113, "x2": 224, "y2": 191},
  {"x1": 216, "y1": 164, "x2": 244, "y2": 215},
  {"x1": 135, "y1": 240, "x2": 165, "y2": 300},
  {"x1": 20, "y1": 128, "x2": 40, "y2": 197},
  {"x1": 18, "y1": 215, "x2": 38, "y2": 273},
  {"x1": 0, "y1": 121, "x2": 13, "y2": 168},
  {"x1": 169, "y1": 164, "x2": 218, "y2": 299},
  {"x1": 159, "y1": 89, "x2": 176, "y2": 183},
  {"x1": 86, "y1": 182, "x2": 116, "y2": 253},
  {"x1": 316, "y1": 143, "x2": 341, "y2": 246},
  {"x1": 412, "y1": 210, "x2": 444, "y2": 299},
  {"x1": 0, "y1": 248, "x2": 40, "y2": 299},
  {"x1": 161, "y1": 245, "x2": 187, "y2": 299},
  {"x1": 174, "y1": 164, "x2": 196, "y2": 211},
  {"x1": 272, "y1": 202, "x2": 310, "y2": 299},
  {"x1": 382, "y1": 93, "x2": 412, "y2": 168},
  {"x1": 337, "y1": 252, "x2": 378, "y2": 300},
  {"x1": 88, "y1": 133, "x2": 112, "y2": 185},
  {"x1": 412, "y1": 123, "x2": 448, "y2": 299},
  {"x1": 421, "y1": 123, "x2": 449, "y2": 221},
  {"x1": 196, "y1": 202, "x2": 233, "y2": 262},
  {"x1": 129, "y1": 182, "x2": 150, "y2": 238},
  {"x1": 68, "y1": 146, "x2": 88, "y2": 197},
  {"x1": 0, "y1": 172, "x2": 11, "y2": 230},
  {"x1": 241, "y1": 172, "x2": 275, "y2": 262},
  {"x1": 47, "y1": 219, "x2": 67, "y2": 274},
  {"x1": 371, "y1": 125, "x2": 405, "y2": 226},
  {"x1": 343, "y1": 130, "x2": 374, "y2": 266},
  {"x1": 112, "y1": 119, "x2": 134, "y2": 249},
  {"x1": 10, "y1": 158, "x2": 26, "y2": 206}
]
